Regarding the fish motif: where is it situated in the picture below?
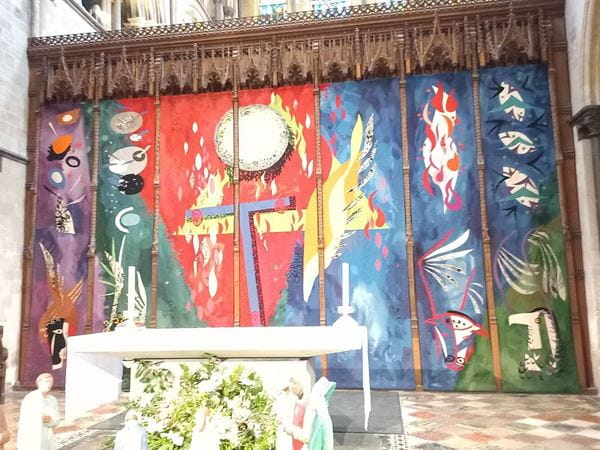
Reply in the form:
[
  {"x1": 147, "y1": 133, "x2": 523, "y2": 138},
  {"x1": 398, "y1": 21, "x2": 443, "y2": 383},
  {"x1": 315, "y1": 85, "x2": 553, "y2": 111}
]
[
  {"x1": 492, "y1": 82, "x2": 532, "y2": 122},
  {"x1": 499, "y1": 131, "x2": 536, "y2": 154},
  {"x1": 502, "y1": 166, "x2": 540, "y2": 208}
]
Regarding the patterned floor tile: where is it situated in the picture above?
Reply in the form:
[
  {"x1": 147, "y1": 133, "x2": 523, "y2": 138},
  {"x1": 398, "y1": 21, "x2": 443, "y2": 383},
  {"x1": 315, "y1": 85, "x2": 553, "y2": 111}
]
[
  {"x1": 437, "y1": 435, "x2": 481, "y2": 448},
  {"x1": 580, "y1": 414, "x2": 600, "y2": 424},
  {"x1": 576, "y1": 429, "x2": 600, "y2": 440},
  {"x1": 461, "y1": 431, "x2": 496, "y2": 444},
  {"x1": 491, "y1": 438, "x2": 534, "y2": 449},
  {"x1": 524, "y1": 427, "x2": 565, "y2": 438},
  {"x1": 515, "y1": 417, "x2": 551, "y2": 426},
  {"x1": 562, "y1": 418, "x2": 597, "y2": 427}
]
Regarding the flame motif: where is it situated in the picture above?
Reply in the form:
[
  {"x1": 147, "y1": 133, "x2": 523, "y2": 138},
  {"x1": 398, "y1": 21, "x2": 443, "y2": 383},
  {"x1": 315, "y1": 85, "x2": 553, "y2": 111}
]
[{"x1": 421, "y1": 83, "x2": 462, "y2": 212}]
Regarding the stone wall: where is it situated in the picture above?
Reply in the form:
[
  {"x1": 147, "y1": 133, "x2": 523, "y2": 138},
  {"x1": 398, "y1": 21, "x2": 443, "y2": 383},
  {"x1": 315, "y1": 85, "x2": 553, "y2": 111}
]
[
  {"x1": 566, "y1": 0, "x2": 600, "y2": 390},
  {"x1": 0, "y1": 0, "x2": 29, "y2": 389},
  {"x1": 36, "y1": 0, "x2": 100, "y2": 37},
  {"x1": 0, "y1": 0, "x2": 102, "y2": 390}
]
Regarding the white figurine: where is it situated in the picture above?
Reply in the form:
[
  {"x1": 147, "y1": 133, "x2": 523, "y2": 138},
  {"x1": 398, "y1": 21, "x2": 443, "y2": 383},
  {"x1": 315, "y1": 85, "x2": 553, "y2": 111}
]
[
  {"x1": 114, "y1": 410, "x2": 148, "y2": 450},
  {"x1": 190, "y1": 406, "x2": 220, "y2": 450},
  {"x1": 284, "y1": 377, "x2": 336, "y2": 450},
  {"x1": 17, "y1": 373, "x2": 60, "y2": 450}
]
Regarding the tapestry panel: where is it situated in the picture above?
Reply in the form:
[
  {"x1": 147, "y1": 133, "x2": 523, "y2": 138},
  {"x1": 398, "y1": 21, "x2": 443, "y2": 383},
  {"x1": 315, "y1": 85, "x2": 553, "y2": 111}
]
[
  {"x1": 407, "y1": 72, "x2": 495, "y2": 391},
  {"x1": 158, "y1": 93, "x2": 234, "y2": 327},
  {"x1": 320, "y1": 79, "x2": 415, "y2": 389},
  {"x1": 238, "y1": 86, "x2": 319, "y2": 327},
  {"x1": 95, "y1": 98, "x2": 155, "y2": 332},
  {"x1": 26, "y1": 103, "x2": 92, "y2": 385},
  {"x1": 480, "y1": 64, "x2": 579, "y2": 392}
]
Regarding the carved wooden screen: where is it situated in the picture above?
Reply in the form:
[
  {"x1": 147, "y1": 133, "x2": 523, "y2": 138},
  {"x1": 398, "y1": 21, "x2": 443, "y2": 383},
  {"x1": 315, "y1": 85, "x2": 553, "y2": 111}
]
[{"x1": 20, "y1": 0, "x2": 591, "y2": 392}]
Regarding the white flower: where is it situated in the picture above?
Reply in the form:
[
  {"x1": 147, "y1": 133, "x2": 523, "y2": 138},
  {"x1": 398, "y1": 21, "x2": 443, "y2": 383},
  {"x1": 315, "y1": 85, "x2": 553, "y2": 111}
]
[
  {"x1": 197, "y1": 378, "x2": 220, "y2": 393},
  {"x1": 162, "y1": 431, "x2": 184, "y2": 446},
  {"x1": 240, "y1": 369, "x2": 255, "y2": 386},
  {"x1": 138, "y1": 392, "x2": 153, "y2": 408},
  {"x1": 145, "y1": 418, "x2": 164, "y2": 433},
  {"x1": 232, "y1": 406, "x2": 251, "y2": 423}
]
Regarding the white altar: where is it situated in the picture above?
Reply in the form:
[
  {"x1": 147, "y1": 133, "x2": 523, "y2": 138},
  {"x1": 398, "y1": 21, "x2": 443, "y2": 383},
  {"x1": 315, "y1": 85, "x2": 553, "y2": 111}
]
[{"x1": 65, "y1": 324, "x2": 371, "y2": 427}]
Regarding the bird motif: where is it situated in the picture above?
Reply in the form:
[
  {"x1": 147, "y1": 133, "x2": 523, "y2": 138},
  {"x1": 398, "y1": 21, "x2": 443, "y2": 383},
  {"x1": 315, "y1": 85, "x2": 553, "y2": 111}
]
[{"x1": 302, "y1": 114, "x2": 377, "y2": 302}]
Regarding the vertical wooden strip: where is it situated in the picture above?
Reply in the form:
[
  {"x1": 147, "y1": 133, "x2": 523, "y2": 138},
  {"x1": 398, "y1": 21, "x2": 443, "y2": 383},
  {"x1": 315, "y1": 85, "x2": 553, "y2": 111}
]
[
  {"x1": 86, "y1": 54, "x2": 101, "y2": 334},
  {"x1": 313, "y1": 41, "x2": 326, "y2": 327},
  {"x1": 312, "y1": 40, "x2": 327, "y2": 376},
  {"x1": 469, "y1": 27, "x2": 503, "y2": 391},
  {"x1": 150, "y1": 56, "x2": 161, "y2": 328},
  {"x1": 545, "y1": 20, "x2": 588, "y2": 390},
  {"x1": 18, "y1": 63, "x2": 42, "y2": 384},
  {"x1": 398, "y1": 32, "x2": 423, "y2": 390},
  {"x1": 233, "y1": 48, "x2": 241, "y2": 327}
]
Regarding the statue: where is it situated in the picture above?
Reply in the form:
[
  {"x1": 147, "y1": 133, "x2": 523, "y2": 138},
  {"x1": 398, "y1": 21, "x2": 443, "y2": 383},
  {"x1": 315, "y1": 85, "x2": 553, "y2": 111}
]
[
  {"x1": 283, "y1": 377, "x2": 336, "y2": 450},
  {"x1": 17, "y1": 373, "x2": 60, "y2": 450},
  {"x1": 276, "y1": 377, "x2": 309, "y2": 450},
  {"x1": 114, "y1": 410, "x2": 148, "y2": 450}
]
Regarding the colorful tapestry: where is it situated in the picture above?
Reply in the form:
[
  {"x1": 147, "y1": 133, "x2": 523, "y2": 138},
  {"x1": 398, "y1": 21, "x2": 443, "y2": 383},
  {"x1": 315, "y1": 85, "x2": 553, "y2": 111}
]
[
  {"x1": 158, "y1": 92, "x2": 234, "y2": 327},
  {"x1": 480, "y1": 64, "x2": 579, "y2": 392},
  {"x1": 320, "y1": 79, "x2": 415, "y2": 389},
  {"x1": 407, "y1": 73, "x2": 494, "y2": 391},
  {"x1": 238, "y1": 86, "x2": 319, "y2": 327},
  {"x1": 26, "y1": 103, "x2": 92, "y2": 385},
  {"x1": 95, "y1": 98, "x2": 155, "y2": 331}
]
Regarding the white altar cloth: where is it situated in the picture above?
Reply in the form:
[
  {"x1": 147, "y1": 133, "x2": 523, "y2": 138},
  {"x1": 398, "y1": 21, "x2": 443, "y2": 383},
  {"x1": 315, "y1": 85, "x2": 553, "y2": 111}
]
[{"x1": 65, "y1": 325, "x2": 370, "y2": 427}]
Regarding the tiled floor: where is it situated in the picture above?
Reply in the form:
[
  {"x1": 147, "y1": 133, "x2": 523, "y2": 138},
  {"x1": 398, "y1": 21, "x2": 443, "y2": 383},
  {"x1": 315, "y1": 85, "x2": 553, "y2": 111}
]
[
  {"x1": 1, "y1": 389, "x2": 600, "y2": 448},
  {"x1": 401, "y1": 391, "x2": 600, "y2": 449}
]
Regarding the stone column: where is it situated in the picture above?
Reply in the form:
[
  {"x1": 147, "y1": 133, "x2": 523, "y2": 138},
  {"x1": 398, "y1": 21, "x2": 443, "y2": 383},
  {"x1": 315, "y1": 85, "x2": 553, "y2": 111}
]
[
  {"x1": 112, "y1": 0, "x2": 122, "y2": 30},
  {"x1": 572, "y1": 105, "x2": 600, "y2": 389}
]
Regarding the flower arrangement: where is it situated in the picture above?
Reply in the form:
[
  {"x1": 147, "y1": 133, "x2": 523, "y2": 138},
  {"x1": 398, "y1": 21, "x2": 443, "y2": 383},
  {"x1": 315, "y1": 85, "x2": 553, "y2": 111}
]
[{"x1": 126, "y1": 357, "x2": 277, "y2": 449}]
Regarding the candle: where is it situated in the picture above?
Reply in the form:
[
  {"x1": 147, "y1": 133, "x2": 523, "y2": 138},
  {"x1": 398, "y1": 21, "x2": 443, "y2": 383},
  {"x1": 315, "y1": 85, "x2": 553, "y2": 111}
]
[
  {"x1": 338, "y1": 262, "x2": 354, "y2": 316},
  {"x1": 342, "y1": 262, "x2": 349, "y2": 309}
]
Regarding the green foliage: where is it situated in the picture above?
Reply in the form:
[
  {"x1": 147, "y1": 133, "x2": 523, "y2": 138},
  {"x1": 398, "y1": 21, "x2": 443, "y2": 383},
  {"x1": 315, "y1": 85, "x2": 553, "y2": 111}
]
[{"x1": 126, "y1": 357, "x2": 277, "y2": 449}]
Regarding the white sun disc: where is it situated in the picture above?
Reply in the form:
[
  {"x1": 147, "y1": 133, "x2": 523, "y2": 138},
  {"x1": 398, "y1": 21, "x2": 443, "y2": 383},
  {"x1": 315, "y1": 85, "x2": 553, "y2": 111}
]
[{"x1": 215, "y1": 104, "x2": 290, "y2": 172}]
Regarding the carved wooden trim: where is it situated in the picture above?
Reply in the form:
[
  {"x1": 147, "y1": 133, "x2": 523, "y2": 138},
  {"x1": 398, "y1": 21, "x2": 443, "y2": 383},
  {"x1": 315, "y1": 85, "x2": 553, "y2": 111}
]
[
  {"x1": 150, "y1": 55, "x2": 161, "y2": 329},
  {"x1": 398, "y1": 30, "x2": 423, "y2": 390},
  {"x1": 18, "y1": 65, "x2": 42, "y2": 384},
  {"x1": 32, "y1": 3, "x2": 559, "y2": 103},
  {"x1": 28, "y1": 0, "x2": 563, "y2": 54},
  {"x1": 469, "y1": 24, "x2": 503, "y2": 391},
  {"x1": 233, "y1": 48, "x2": 241, "y2": 327}
]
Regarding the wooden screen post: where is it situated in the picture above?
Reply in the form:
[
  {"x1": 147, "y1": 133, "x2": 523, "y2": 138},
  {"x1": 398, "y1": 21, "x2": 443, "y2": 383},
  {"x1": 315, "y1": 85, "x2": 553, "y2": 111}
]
[
  {"x1": 233, "y1": 48, "x2": 241, "y2": 327},
  {"x1": 468, "y1": 26, "x2": 503, "y2": 391},
  {"x1": 150, "y1": 51, "x2": 161, "y2": 328},
  {"x1": 18, "y1": 59, "x2": 43, "y2": 385},
  {"x1": 398, "y1": 31, "x2": 424, "y2": 391}
]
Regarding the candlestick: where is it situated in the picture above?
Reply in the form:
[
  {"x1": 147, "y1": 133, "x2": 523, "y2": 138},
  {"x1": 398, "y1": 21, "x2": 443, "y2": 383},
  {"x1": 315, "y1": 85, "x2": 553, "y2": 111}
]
[{"x1": 338, "y1": 262, "x2": 354, "y2": 315}]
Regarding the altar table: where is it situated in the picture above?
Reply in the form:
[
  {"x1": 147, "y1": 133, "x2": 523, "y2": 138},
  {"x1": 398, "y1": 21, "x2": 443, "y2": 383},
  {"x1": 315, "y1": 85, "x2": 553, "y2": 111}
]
[{"x1": 65, "y1": 325, "x2": 371, "y2": 427}]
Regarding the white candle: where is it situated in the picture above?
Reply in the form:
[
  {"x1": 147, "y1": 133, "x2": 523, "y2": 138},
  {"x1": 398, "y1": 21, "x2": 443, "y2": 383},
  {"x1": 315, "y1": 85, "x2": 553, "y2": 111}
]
[
  {"x1": 342, "y1": 262, "x2": 350, "y2": 309},
  {"x1": 127, "y1": 266, "x2": 136, "y2": 322}
]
